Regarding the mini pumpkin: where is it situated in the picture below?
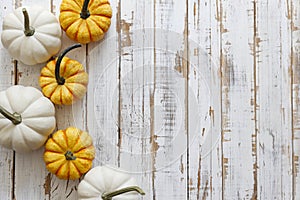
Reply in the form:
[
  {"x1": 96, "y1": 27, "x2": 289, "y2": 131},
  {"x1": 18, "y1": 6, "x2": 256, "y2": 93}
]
[
  {"x1": 78, "y1": 166, "x2": 145, "y2": 200},
  {"x1": 1, "y1": 6, "x2": 62, "y2": 65},
  {"x1": 39, "y1": 44, "x2": 88, "y2": 105},
  {"x1": 44, "y1": 127, "x2": 95, "y2": 180},
  {"x1": 59, "y1": 0, "x2": 112, "y2": 44},
  {"x1": 0, "y1": 85, "x2": 56, "y2": 152}
]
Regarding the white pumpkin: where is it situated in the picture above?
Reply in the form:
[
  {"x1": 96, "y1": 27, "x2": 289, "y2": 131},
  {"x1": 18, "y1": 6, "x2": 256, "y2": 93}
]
[
  {"x1": 0, "y1": 85, "x2": 56, "y2": 152},
  {"x1": 1, "y1": 6, "x2": 62, "y2": 65},
  {"x1": 78, "y1": 166, "x2": 145, "y2": 200}
]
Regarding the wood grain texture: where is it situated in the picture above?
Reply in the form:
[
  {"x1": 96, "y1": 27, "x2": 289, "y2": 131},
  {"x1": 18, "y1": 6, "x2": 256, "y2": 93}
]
[
  {"x1": 188, "y1": 0, "x2": 222, "y2": 199},
  {"x1": 118, "y1": 0, "x2": 154, "y2": 199},
  {"x1": 256, "y1": 0, "x2": 293, "y2": 199},
  {"x1": 151, "y1": 0, "x2": 188, "y2": 199},
  {"x1": 292, "y1": 0, "x2": 300, "y2": 199},
  {"x1": 0, "y1": 0, "x2": 298, "y2": 199},
  {"x1": 220, "y1": 0, "x2": 257, "y2": 199}
]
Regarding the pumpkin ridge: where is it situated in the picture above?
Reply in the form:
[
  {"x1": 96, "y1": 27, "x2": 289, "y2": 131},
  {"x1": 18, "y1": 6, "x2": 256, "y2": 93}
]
[
  {"x1": 59, "y1": 86, "x2": 64, "y2": 105},
  {"x1": 45, "y1": 148, "x2": 65, "y2": 155},
  {"x1": 54, "y1": 161, "x2": 67, "y2": 176},
  {"x1": 44, "y1": 152, "x2": 65, "y2": 164},
  {"x1": 71, "y1": 0, "x2": 83, "y2": 11},
  {"x1": 5, "y1": 89, "x2": 23, "y2": 115},
  {"x1": 45, "y1": 138, "x2": 65, "y2": 153},
  {"x1": 22, "y1": 118, "x2": 55, "y2": 137},
  {"x1": 90, "y1": 12, "x2": 112, "y2": 18},
  {"x1": 63, "y1": 59, "x2": 78, "y2": 77},
  {"x1": 62, "y1": 129, "x2": 69, "y2": 149},
  {"x1": 85, "y1": 21, "x2": 93, "y2": 42},
  {"x1": 20, "y1": 96, "x2": 49, "y2": 116},
  {"x1": 51, "y1": 134, "x2": 68, "y2": 152},
  {"x1": 88, "y1": 17, "x2": 105, "y2": 34},
  {"x1": 41, "y1": 65, "x2": 55, "y2": 77},
  {"x1": 6, "y1": 12, "x2": 23, "y2": 28},
  {"x1": 74, "y1": 21, "x2": 85, "y2": 43},
  {"x1": 89, "y1": 0, "x2": 111, "y2": 11},
  {"x1": 39, "y1": 79, "x2": 57, "y2": 88},
  {"x1": 64, "y1": 18, "x2": 82, "y2": 34},
  {"x1": 65, "y1": 70, "x2": 86, "y2": 80},
  {"x1": 16, "y1": 125, "x2": 32, "y2": 151},
  {"x1": 31, "y1": 37, "x2": 48, "y2": 58},
  {"x1": 29, "y1": 10, "x2": 44, "y2": 28},
  {"x1": 47, "y1": 84, "x2": 60, "y2": 100},
  {"x1": 65, "y1": 127, "x2": 82, "y2": 149},
  {"x1": 34, "y1": 31, "x2": 62, "y2": 42},
  {"x1": 78, "y1": 179, "x2": 101, "y2": 197},
  {"x1": 74, "y1": 157, "x2": 93, "y2": 163},
  {"x1": 69, "y1": 130, "x2": 82, "y2": 151},
  {"x1": 74, "y1": 145, "x2": 94, "y2": 156},
  {"x1": 7, "y1": 36, "x2": 23, "y2": 58},
  {"x1": 60, "y1": 9, "x2": 81, "y2": 15},
  {"x1": 1, "y1": 92, "x2": 14, "y2": 115},
  {"x1": 62, "y1": 85, "x2": 78, "y2": 100},
  {"x1": 70, "y1": 161, "x2": 81, "y2": 175},
  {"x1": 62, "y1": 60, "x2": 69, "y2": 78}
]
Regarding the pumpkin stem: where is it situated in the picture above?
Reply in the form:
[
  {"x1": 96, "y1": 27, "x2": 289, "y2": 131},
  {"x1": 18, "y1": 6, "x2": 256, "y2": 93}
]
[
  {"x1": 22, "y1": 8, "x2": 35, "y2": 36},
  {"x1": 0, "y1": 105, "x2": 22, "y2": 125},
  {"x1": 55, "y1": 44, "x2": 82, "y2": 85},
  {"x1": 101, "y1": 186, "x2": 145, "y2": 200},
  {"x1": 65, "y1": 151, "x2": 76, "y2": 160},
  {"x1": 80, "y1": 0, "x2": 90, "y2": 19}
]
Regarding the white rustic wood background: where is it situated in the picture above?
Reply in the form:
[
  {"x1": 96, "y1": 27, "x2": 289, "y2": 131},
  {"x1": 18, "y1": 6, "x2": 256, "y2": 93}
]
[{"x1": 0, "y1": 0, "x2": 299, "y2": 199}]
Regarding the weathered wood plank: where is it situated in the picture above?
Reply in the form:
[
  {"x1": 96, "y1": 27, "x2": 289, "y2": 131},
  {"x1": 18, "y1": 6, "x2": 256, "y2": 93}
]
[
  {"x1": 188, "y1": 0, "x2": 222, "y2": 199},
  {"x1": 220, "y1": 0, "x2": 256, "y2": 199},
  {"x1": 292, "y1": 0, "x2": 300, "y2": 198},
  {"x1": 0, "y1": 1, "x2": 15, "y2": 199},
  {"x1": 86, "y1": 0, "x2": 119, "y2": 169},
  {"x1": 151, "y1": 0, "x2": 188, "y2": 199},
  {"x1": 118, "y1": 0, "x2": 154, "y2": 199},
  {"x1": 256, "y1": 0, "x2": 293, "y2": 199}
]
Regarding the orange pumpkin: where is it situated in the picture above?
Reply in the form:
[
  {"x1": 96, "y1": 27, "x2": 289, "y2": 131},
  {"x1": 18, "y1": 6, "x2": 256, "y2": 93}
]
[
  {"x1": 39, "y1": 44, "x2": 88, "y2": 105},
  {"x1": 44, "y1": 127, "x2": 95, "y2": 180},
  {"x1": 59, "y1": 0, "x2": 112, "y2": 44}
]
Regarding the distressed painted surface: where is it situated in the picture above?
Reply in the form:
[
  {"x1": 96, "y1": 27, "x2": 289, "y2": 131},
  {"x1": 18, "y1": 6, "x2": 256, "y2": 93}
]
[
  {"x1": 220, "y1": 1, "x2": 256, "y2": 199},
  {"x1": 292, "y1": 0, "x2": 300, "y2": 199},
  {"x1": 256, "y1": 0, "x2": 293, "y2": 199},
  {"x1": 0, "y1": 0, "x2": 298, "y2": 199}
]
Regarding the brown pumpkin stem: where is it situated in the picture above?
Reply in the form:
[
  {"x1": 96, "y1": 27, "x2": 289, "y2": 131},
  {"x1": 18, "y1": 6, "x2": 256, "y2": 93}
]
[
  {"x1": 55, "y1": 44, "x2": 82, "y2": 85},
  {"x1": 0, "y1": 105, "x2": 22, "y2": 125},
  {"x1": 80, "y1": 0, "x2": 90, "y2": 19},
  {"x1": 65, "y1": 151, "x2": 76, "y2": 160},
  {"x1": 22, "y1": 8, "x2": 35, "y2": 36},
  {"x1": 101, "y1": 186, "x2": 145, "y2": 200}
]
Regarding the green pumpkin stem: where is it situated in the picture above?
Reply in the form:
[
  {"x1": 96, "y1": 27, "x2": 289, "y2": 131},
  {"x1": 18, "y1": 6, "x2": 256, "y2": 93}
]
[
  {"x1": 65, "y1": 151, "x2": 76, "y2": 160},
  {"x1": 22, "y1": 8, "x2": 35, "y2": 36},
  {"x1": 80, "y1": 0, "x2": 90, "y2": 19},
  {"x1": 0, "y1": 105, "x2": 22, "y2": 125},
  {"x1": 55, "y1": 44, "x2": 82, "y2": 85},
  {"x1": 101, "y1": 186, "x2": 145, "y2": 200}
]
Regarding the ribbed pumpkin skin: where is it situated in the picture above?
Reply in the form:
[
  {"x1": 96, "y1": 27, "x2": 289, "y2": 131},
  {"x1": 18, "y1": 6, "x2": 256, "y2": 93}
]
[
  {"x1": 1, "y1": 6, "x2": 62, "y2": 65},
  {"x1": 39, "y1": 57, "x2": 88, "y2": 105},
  {"x1": 44, "y1": 127, "x2": 95, "y2": 180},
  {"x1": 59, "y1": 0, "x2": 112, "y2": 44}
]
